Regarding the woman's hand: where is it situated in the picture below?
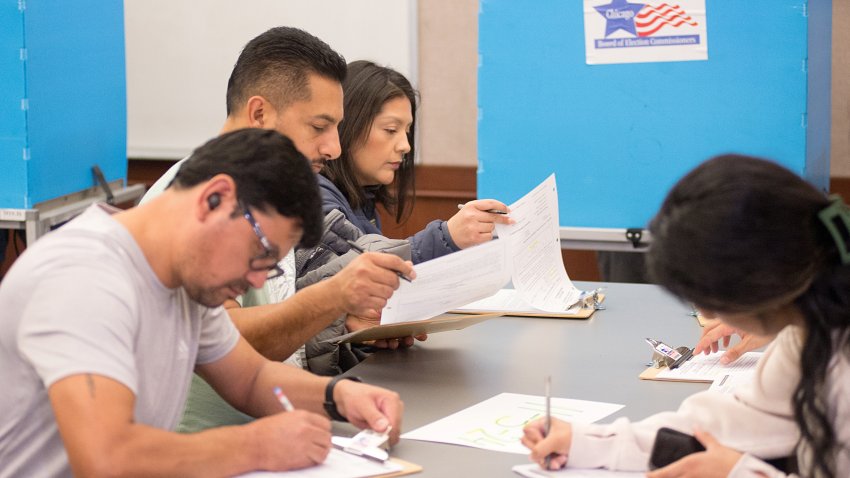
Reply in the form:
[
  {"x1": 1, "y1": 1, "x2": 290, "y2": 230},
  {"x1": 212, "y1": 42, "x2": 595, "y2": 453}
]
[
  {"x1": 694, "y1": 320, "x2": 772, "y2": 365},
  {"x1": 647, "y1": 429, "x2": 743, "y2": 478},
  {"x1": 447, "y1": 199, "x2": 514, "y2": 249},
  {"x1": 522, "y1": 417, "x2": 571, "y2": 471}
]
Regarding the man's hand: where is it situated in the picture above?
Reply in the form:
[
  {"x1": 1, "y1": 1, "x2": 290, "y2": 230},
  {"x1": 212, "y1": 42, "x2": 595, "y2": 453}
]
[
  {"x1": 521, "y1": 417, "x2": 572, "y2": 471},
  {"x1": 246, "y1": 410, "x2": 332, "y2": 471},
  {"x1": 332, "y1": 379, "x2": 403, "y2": 445},
  {"x1": 345, "y1": 314, "x2": 428, "y2": 350},
  {"x1": 694, "y1": 320, "x2": 772, "y2": 365},
  {"x1": 327, "y1": 253, "x2": 415, "y2": 320},
  {"x1": 448, "y1": 199, "x2": 514, "y2": 249},
  {"x1": 647, "y1": 429, "x2": 743, "y2": 478}
]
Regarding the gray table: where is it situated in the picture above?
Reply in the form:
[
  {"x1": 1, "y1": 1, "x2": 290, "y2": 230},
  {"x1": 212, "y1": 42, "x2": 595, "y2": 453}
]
[{"x1": 345, "y1": 281, "x2": 710, "y2": 477}]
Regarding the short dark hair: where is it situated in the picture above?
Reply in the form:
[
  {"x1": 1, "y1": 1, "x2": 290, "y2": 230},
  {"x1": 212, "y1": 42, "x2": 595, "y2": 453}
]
[
  {"x1": 647, "y1": 154, "x2": 850, "y2": 478},
  {"x1": 172, "y1": 129, "x2": 323, "y2": 247},
  {"x1": 225, "y1": 26, "x2": 347, "y2": 116},
  {"x1": 322, "y1": 60, "x2": 418, "y2": 222}
]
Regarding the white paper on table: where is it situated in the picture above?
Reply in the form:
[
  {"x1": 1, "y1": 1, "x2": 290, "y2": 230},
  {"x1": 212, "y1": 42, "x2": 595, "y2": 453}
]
[
  {"x1": 456, "y1": 289, "x2": 583, "y2": 315},
  {"x1": 235, "y1": 447, "x2": 402, "y2": 478},
  {"x1": 513, "y1": 464, "x2": 644, "y2": 478},
  {"x1": 656, "y1": 351, "x2": 763, "y2": 381},
  {"x1": 401, "y1": 392, "x2": 623, "y2": 455},
  {"x1": 495, "y1": 174, "x2": 581, "y2": 312},
  {"x1": 709, "y1": 369, "x2": 756, "y2": 395},
  {"x1": 380, "y1": 239, "x2": 511, "y2": 325}
]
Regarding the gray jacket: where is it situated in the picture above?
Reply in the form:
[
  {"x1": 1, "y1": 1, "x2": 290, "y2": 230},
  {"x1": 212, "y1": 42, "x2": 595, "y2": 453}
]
[{"x1": 295, "y1": 209, "x2": 410, "y2": 375}]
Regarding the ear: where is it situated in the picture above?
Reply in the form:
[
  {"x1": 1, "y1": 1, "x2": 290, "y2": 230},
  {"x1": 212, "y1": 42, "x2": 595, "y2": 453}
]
[
  {"x1": 245, "y1": 95, "x2": 277, "y2": 129},
  {"x1": 196, "y1": 174, "x2": 238, "y2": 222}
]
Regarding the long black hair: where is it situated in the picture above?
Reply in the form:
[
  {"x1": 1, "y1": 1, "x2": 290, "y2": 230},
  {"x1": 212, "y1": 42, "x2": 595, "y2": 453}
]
[
  {"x1": 647, "y1": 154, "x2": 850, "y2": 478},
  {"x1": 322, "y1": 60, "x2": 417, "y2": 223}
]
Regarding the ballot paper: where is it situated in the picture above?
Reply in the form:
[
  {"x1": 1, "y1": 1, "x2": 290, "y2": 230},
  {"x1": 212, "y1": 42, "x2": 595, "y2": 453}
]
[
  {"x1": 235, "y1": 448, "x2": 403, "y2": 478},
  {"x1": 381, "y1": 174, "x2": 582, "y2": 325},
  {"x1": 512, "y1": 464, "x2": 644, "y2": 478},
  {"x1": 654, "y1": 351, "x2": 763, "y2": 382},
  {"x1": 402, "y1": 392, "x2": 623, "y2": 455}
]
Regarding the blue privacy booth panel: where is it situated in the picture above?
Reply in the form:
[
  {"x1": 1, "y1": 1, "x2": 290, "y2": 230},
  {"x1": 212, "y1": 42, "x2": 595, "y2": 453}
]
[
  {"x1": 478, "y1": 0, "x2": 829, "y2": 230},
  {"x1": 0, "y1": 1, "x2": 126, "y2": 209},
  {"x1": 0, "y1": 2, "x2": 27, "y2": 207}
]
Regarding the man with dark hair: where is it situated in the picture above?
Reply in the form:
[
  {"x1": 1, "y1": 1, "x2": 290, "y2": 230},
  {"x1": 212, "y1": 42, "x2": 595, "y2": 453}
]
[
  {"x1": 142, "y1": 27, "x2": 416, "y2": 431},
  {"x1": 0, "y1": 129, "x2": 406, "y2": 476}
]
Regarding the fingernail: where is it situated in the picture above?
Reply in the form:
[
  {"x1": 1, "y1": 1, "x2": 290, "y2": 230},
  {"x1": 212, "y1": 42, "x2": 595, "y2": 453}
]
[
  {"x1": 720, "y1": 356, "x2": 731, "y2": 365},
  {"x1": 376, "y1": 417, "x2": 389, "y2": 430}
]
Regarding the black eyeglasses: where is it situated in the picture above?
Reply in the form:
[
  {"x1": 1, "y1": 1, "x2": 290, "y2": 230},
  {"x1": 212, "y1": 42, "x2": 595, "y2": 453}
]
[{"x1": 242, "y1": 205, "x2": 286, "y2": 280}]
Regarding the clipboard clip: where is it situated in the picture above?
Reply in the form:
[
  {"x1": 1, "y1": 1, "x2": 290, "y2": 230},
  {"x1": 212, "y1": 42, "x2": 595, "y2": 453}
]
[
  {"x1": 645, "y1": 338, "x2": 693, "y2": 369},
  {"x1": 577, "y1": 287, "x2": 606, "y2": 310},
  {"x1": 331, "y1": 427, "x2": 391, "y2": 463}
]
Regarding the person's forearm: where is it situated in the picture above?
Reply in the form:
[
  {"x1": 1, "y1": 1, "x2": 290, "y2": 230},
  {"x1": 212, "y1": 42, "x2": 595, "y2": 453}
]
[
  {"x1": 239, "y1": 360, "x2": 331, "y2": 418},
  {"x1": 227, "y1": 280, "x2": 347, "y2": 361},
  {"x1": 74, "y1": 423, "x2": 264, "y2": 477}
]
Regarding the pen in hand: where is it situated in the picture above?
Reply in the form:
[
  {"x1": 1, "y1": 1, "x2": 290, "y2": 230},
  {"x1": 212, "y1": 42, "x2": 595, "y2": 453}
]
[
  {"x1": 273, "y1": 386, "x2": 294, "y2": 412},
  {"x1": 456, "y1": 203, "x2": 508, "y2": 215},
  {"x1": 346, "y1": 240, "x2": 413, "y2": 283}
]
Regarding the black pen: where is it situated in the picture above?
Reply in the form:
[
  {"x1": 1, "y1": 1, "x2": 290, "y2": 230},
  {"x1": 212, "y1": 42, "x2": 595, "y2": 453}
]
[
  {"x1": 346, "y1": 240, "x2": 413, "y2": 283},
  {"x1": 456, "y1": 203, "x2": 508, "y2": 215}
]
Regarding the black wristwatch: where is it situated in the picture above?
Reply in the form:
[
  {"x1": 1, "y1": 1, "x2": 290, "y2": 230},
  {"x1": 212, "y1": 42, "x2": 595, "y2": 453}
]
[{"x1": 324, "y1": 375, "x2": 362, "y2": 422}]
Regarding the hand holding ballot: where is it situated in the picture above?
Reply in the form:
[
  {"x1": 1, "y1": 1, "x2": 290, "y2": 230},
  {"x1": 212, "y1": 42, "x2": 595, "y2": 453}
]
[
  {"x1": 345, "y1": 314, "x2": 427, "y2": 349},
  {"x1": 329, "y1": 174, "x2": 588, "y2": 344},
  {"x1": 330, "y1": 251, "x2": 417, "y2": 320},
  {"x1": 694, "y1": 319, "x2": 773, "y2": 365},
  {"x1": 449, "y1": 199, "x2": 514, "y2": 248}
]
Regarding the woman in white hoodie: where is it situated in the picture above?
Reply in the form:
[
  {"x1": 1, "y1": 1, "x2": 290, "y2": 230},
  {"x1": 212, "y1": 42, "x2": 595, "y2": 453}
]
[{"x1": 523, "y1": 154, "x2": 850, "y2": 478}]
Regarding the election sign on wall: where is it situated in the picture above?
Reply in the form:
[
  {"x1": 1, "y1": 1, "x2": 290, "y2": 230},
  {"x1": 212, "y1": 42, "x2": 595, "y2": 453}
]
[{"x1": 584, "y1": 0, "x2": 708, "y2": 64}]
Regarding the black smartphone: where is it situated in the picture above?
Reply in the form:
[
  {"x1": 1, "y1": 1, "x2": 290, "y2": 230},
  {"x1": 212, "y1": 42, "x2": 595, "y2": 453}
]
[{"x1": 648, "y1": 427, "x2": 705, "y2": 470}]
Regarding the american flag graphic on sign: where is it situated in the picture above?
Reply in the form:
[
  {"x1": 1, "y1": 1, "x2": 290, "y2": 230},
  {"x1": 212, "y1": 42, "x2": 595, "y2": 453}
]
[{"x1": 635, "y1": 3, "x2": 699, "y2": 37}]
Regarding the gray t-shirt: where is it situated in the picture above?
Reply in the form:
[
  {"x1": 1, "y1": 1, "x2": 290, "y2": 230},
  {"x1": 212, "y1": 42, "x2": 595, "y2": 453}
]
[{"x1": 0, "y1": 204, "x2": 240, "y2": 477}]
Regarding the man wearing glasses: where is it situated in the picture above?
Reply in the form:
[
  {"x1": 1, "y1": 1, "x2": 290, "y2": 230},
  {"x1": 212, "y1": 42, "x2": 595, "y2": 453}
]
[{"x1": 0, "y1": 129, "x2": 410, "y2": 476}]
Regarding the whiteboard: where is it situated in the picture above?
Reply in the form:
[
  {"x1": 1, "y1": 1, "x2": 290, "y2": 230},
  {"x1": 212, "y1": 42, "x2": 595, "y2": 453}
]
[{"x1": 124, "y1": 0, "x2": 416, "y2": 159}]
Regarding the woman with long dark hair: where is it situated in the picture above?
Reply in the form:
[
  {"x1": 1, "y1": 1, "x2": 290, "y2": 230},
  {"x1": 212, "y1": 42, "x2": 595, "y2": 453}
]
[
  {"x1": 320, "y1": 60, "x2": 511, "y2": 264},
  {"x1": 523, "y1": 154, "x2": 850, "y2": 477}
]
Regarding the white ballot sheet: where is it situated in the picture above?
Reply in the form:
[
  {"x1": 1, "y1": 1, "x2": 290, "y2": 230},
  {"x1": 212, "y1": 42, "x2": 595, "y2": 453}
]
[
  {"x1": 656, "y1": 351, "x2": 763, "y2": 382},
  {"x1": 381, "y1": 239, "x2": 511, "y2": 324},
  {"x1": 402, "y1": 393, "x2": 623, "y2": 455},
  {"x1": 456, "y1": 288, "x2": 584, "y2": 315},
  {"x1": 513, "y1": 464, "x2": 644, "y2": 478},
  {"x1": 709, "y1": 369, "x2": 756, "y2": 395},
  {"x1": 381, "y1": 174, "x2": 584, "y2": 325},
  {"x1": 495, "y1": 174, "x2": 581, "y2": 312},
  {"x1": 236, "y1": 447, "x2": 402, "y2": 478}
]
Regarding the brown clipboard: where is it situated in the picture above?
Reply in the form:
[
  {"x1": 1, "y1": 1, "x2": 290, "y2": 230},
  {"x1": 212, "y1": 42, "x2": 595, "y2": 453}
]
[
  {"x1": 322, "y1": 312, "x2": 503, "y2": 344},
  {"x1": 449, "y1": 294, "x2": 605, "y2": 320},
  {"x1": 375, "y1": 457, "x2": 423, "y2": 477}
]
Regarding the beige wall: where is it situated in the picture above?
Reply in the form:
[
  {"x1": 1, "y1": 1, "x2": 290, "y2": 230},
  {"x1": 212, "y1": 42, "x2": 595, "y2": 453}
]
[
  {"x1": 832, "y1": 0, "x2": 850, "y2": 177},
  {"x1": 418, "y1": 1, "x2": 850, "y2": 177},
  {"x1": 417, "y1": 0, "x2": 479, "y2": 167}
]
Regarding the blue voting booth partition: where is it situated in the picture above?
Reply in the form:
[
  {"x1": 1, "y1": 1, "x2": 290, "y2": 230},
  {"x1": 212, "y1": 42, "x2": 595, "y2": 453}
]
[
  {"x1": 0, "y1": 2, "x2": 126, "y2": 209},
  {"x1": 478, "y1": 1, "x2": 831, "y2": 238}
]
